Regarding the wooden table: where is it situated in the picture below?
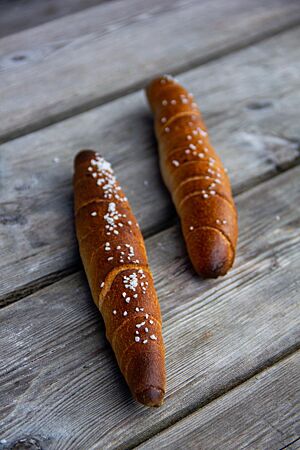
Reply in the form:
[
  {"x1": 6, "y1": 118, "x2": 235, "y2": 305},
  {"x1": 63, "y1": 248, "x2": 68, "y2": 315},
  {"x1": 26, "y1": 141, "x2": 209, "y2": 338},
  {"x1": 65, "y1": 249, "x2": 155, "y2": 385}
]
[{"x1": 0, "y1": 1, "x2": 299, "y2": 449}]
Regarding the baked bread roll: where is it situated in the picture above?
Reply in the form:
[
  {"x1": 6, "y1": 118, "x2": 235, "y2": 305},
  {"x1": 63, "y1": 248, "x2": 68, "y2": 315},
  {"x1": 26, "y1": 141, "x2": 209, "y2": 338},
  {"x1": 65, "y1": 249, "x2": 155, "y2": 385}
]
[
  {"x1": 146, "y1": 75, "x2": 238, "y2": 277},
  {"x1": 74, "y1": 150, "x2": 166, "y2": 406}
]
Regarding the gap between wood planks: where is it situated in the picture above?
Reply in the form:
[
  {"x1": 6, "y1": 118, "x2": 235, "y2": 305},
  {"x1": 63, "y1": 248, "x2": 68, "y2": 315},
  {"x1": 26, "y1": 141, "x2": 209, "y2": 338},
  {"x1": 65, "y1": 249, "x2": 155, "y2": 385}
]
[
  {"x1": 1, "y1": 17, "x2": 300, "y2": 146},
  {"x1": 1, "y1": 154, "x2": 299, "y2": 310},
  {"x1": 132, "y1": 350, "x2": 300, "y2": 450},
  {"x1": 280, "y1": 437, "x2": 300, "y2": 450}
]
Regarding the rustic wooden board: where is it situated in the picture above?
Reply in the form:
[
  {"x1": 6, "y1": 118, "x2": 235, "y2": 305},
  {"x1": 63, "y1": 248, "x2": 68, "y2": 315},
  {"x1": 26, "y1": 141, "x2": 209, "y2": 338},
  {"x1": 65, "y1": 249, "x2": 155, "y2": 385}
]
[
  {"x1": 1, "y1": 28, "x2": 299, "y2": 304},
  {"x1": 1, "y1": 0, "x2": 300, "y2": 142},
  {"x1": 0, "y1": 166, "x2": 299, "y2": 449},
  {"x1": 0, "y1": 0, "x2": 104, "y2": 38},
  {"x1": 137, "y1": 352, "x2": 300, "y2": 450}
]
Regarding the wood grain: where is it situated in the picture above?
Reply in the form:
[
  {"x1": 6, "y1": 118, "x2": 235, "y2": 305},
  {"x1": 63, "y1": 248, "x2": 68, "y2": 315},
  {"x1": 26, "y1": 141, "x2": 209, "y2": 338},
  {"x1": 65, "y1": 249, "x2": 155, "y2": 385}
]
[
  {"x1": 137, "y1": 352, "x2": 300, "y2": 450},
  {"x1": 0, "y1": 166, "x2": 299, "y2": 449},
  {"x1": 0, "y1": 0, "x2": 105, "y2": 38},
  {"x1": 1, "y1": 0, "x2": 300, "y2": 142},
  {"x1": 1, "y1": 27, "x2": 300, "y2": 304}
]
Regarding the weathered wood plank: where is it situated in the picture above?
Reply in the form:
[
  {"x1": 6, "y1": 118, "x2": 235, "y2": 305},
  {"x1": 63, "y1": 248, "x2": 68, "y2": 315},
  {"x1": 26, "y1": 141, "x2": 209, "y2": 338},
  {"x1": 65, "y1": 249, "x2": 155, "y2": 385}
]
[
  {"x1": 1, "y1": 28, "x2": 299, "y2": 304},
  {"x1": 1, "y1": 0, "x2": 300, "y2": 142},
  {"x1": 0, "y1": 166, "x2": 299, "y2": 449},
  {"x1": 137, "y1": 352, "x2": 300, "y2": 450},
  {"x1": 0, "y1": 0, "x2": 105, "y2": 38}
]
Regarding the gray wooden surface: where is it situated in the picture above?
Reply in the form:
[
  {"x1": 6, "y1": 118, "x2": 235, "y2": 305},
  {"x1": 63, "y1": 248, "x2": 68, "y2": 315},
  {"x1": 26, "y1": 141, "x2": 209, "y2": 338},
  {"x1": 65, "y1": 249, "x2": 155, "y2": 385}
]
[
  {"x1": 1, "y1": 0, "x2": 300, "y2": 143},
  {"x1": 0, "y1": 1, "x2": 299, "y2": 449},
  {"x1": 0, "y1": 0, "x2": 105, "y2": 38},
  {"x1": 138, "y1": 352, "x2": 300, "y2": 450}
]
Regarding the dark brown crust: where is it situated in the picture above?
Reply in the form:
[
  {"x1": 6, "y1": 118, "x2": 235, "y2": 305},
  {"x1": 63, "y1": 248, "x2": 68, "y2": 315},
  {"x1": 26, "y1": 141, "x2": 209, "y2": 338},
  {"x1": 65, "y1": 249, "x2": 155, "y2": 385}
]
[
  {"x1": 146, "y1": 75, "x2": 238, "y2": 277},
  {"x1": 186, "y1": 227, "x2": 234, "y2": 277},
  {"x1": 74, "y1": 150, "x2": 166, "y2": 406}
]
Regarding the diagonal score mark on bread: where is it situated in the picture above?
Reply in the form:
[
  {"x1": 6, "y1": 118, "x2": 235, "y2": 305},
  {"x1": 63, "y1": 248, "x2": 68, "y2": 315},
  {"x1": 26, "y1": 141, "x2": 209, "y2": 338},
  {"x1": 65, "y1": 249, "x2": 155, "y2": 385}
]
[
  {"x1": 158, "y1": 111, "x2": 198, "y2": 134},
  {"x1": 187, "y1": 225, "x2": 236, "y2": 260},
  {"x1": 98, "y1": 265, "x2": 150, "y2": 309},
  {"x1": 178, "y1": 191, "x2": 237, "y2": 216},
  {"x1": 110, "y1": 313, "x2": 161, "y2": 350}
]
